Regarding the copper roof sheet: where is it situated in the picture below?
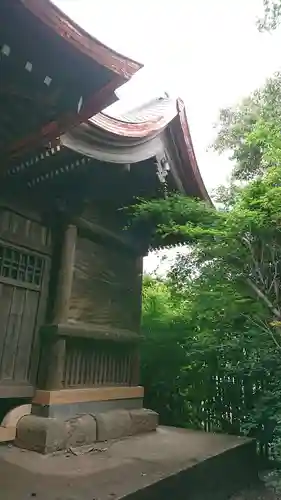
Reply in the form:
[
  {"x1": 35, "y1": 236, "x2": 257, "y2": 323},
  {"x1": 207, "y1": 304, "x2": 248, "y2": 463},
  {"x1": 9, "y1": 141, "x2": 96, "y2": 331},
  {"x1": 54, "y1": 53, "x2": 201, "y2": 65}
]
[
  {"x1": 90, "y1": 98, "x2": 177, "y2": 138},
  {"x1": 104, "y1": 97, "x2": 177, "y2": 124}
]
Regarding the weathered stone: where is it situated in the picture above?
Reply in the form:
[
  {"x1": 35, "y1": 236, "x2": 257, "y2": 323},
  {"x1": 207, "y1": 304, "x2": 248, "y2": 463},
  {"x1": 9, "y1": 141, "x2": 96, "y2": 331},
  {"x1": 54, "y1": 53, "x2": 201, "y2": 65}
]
[
  {"x1": 15, "y1": 415, "x2": 68, "y2": 454},
  {"x1": 15, "y1": 408, "x2": 159, "y2": 453},
  {"x1": 95, "y1": 410, "x2": 132, "y2": 442},
  {"x1": 129, "y1": 408, "x2": 158, "y2": 435},
  {"x1": 65, "y1": 414, "x2": 97, "y2": 448}
]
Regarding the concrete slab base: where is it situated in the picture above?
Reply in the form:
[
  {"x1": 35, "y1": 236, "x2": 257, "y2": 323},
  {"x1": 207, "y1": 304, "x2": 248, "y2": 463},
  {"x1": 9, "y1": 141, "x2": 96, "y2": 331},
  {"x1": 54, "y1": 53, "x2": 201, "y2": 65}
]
[
  {"x1": 15, "y1": 408, "x2": 159, "y2": 454},
  {"x1": 0, "y1": 427, "x2": 258, "y2": 500}
]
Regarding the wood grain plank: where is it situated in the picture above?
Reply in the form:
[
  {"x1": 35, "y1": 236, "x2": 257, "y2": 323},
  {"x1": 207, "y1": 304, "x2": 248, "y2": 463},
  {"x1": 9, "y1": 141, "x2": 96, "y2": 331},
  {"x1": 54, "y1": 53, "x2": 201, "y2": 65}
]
[
  {"x1": 1, "y1": 287, "x2": 25, "y2": 380},
  {"x1": 33, "y1": 386, "x2": 144, "y2": 405},
  {"x1": 14, "y1": 289, "x2": 39, "y2": 383},
  {"x1": 29, "y1": 257, "x2": 51, "y2": 386},
  {"x1": 69, "y1": 236, "x2": 142, "y2": 332},
  {"x1": 0, "y1": 284, "x2": 13, "y2": 375}
]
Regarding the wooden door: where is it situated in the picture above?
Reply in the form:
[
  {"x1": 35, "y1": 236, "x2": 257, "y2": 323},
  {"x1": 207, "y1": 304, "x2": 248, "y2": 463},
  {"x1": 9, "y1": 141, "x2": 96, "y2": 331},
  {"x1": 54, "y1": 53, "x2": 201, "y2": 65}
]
[{"x1": 0, "y1": 208, "x2": 51, "y2": 398}]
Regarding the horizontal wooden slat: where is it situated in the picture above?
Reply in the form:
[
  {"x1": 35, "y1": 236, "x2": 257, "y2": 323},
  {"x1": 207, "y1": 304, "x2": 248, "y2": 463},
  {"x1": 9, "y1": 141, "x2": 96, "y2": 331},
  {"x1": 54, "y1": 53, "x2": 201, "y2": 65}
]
[
  {"x1": 0, "y1": 383, "x2": 34, "y2": 398},
  {"x1": 0, "y1": 208, "x2": 52, "y2": 255},
  {"x1": 0, "y1": 233, "x2": 52, "y2": 256},
  {"x1": 0, "y1": 275, "x2": 41, "y2": 292},
  {"x1": 41, "y1": 323, "x2": 141, "y2": 342},
  {"x1": 33, "y1": 386, "x2": 144, "y2": 405},
  {"x1": 0, "y1": 202, "x2": 41, "y2": 224},
  {"x1": 75, "y1": 217, "x2": 138, "y2": 253}
]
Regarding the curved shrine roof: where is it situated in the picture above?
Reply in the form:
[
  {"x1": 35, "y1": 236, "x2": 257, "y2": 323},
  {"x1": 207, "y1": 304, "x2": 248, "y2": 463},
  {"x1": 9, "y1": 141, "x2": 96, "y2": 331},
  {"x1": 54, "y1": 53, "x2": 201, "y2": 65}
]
[
  {"x1": 1, "y1": 1, "x2": 208, "y2": 203},
  {"x1": 63, "y1": 97, "x2": 210, "y2": 201},
  {"x1": 3, "y1": 95, "x2": 209, "y2": 207}
]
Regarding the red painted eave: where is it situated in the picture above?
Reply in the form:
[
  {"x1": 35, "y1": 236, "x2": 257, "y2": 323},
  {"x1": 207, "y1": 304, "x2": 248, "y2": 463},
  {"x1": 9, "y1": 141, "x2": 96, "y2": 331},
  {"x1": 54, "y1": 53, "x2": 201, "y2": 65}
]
[
  {"x1": 20, "y1": 0, "x2": 142, "y2": 79},
  {"x1": 172, "y1": 99, "x2": 210, "y2": 202}
]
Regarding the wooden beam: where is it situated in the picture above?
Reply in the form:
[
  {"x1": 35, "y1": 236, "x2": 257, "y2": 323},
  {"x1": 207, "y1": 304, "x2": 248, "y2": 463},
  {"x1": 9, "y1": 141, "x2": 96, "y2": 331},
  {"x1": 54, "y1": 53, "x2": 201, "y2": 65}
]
[
  {"x1": 44, "y1": 338, "x2": 65, "y2": 391},
  {"x1": 33, "y1": 386, "x2": 144, "y2": 405},
  {"x1": 74, "y1": 216, "x2": 139, "y2": 253},
  {"x1": 130, "y1": 256, "x2": 143, "y2": 384},
  {"x1": 41, "y1": 323, "x2": 142, "y2": 343},
  {"x1": 0, "y1": 384, "x2": 34, "y2": 398}
]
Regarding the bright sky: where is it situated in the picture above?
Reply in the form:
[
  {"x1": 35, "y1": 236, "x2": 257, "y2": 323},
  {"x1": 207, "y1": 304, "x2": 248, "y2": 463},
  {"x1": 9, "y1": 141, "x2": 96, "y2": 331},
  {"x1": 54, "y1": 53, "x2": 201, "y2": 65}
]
[{"x1": 54, "y1": 0, "x2": 281, "y2": 274}]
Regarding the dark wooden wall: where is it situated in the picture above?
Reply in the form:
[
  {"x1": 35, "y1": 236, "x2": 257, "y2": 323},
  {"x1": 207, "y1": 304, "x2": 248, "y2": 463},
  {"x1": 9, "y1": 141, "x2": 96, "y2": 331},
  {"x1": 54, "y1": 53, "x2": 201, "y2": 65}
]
[
  {"x1": 35, "y1": 202, "x2": 144, "y2": 392},
  {"x1": 37, "y1": 204, "x2": 143, "y2": 391},
  {"x1": 69, "y1": 236, "x2": 142, "y2": 333}
]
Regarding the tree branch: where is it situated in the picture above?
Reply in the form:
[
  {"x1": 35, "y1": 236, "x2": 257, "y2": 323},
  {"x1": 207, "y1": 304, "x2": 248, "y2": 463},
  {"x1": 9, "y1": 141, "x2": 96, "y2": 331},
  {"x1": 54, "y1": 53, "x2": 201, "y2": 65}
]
[
  {"x1": 246, "y1": 314, "x2": 281, "y2": 353},
  {"x1": 245, "y1": 277, "x2": 281, "y2": 318}
]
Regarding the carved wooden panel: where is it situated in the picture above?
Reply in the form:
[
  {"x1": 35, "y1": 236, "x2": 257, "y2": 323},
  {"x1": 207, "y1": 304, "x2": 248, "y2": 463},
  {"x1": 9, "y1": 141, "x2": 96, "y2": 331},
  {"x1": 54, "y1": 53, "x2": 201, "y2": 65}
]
[
  {"x1": 69, "y1": 237, "x2": 142, "y2": 332},
  {"x1": 64, "y1": 338, "x2": 133, "y2": 388}
]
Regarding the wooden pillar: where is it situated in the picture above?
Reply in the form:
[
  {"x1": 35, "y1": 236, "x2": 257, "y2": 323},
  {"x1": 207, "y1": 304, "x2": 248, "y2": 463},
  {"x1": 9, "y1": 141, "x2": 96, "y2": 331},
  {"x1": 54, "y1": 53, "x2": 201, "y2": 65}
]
[
  {"x1": 45, "y1": 224, "x2": 77, "y2": 390},
  {"x1": 53, "y1": 224, "x2": 77, "y2": 324},
  {"x1": 130, "y1": 256, "x2": 143, "y2": 386},
  {"x1": 135, "y1": 256, "x2": 143, "y2": 333}
]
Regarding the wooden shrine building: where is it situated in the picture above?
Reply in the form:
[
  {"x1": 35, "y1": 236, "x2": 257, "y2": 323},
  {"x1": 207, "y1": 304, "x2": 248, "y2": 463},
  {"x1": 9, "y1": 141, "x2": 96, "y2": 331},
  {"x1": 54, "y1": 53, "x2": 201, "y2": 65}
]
[{"x1": 0, "y1": 0, "x2": 209, "y2": 452}]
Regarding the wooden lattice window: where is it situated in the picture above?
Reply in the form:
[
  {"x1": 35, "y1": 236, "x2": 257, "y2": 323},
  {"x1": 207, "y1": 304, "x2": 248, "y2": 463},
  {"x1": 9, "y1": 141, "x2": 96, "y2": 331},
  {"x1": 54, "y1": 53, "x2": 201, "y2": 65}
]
[{"x1": 0, "y1": 244, "x2": 44, "y2": 287}]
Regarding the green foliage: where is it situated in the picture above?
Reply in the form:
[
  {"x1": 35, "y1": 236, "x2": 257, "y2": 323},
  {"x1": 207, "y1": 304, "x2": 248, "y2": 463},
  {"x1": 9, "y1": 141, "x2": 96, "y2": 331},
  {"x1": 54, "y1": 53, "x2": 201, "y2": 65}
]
[
  {"x1": 212, "y1": 182, "x2": 242, "y2": 210},
  {"x1": 258, "y1": 0, "x2": 281, "y2": 31},
  {"x1": 212, "y1": 72, "x2": 281, "y2": 180},
  {"x1": 138, "y1": 60, "x2": 281, "y2": 476},
  {"x1": 132, "y1": 168, "x2": 281, "y2": 328},
  {"x1": 141, "y1": 261, "x2": 281, "y2": 448},
  {"x1": 141, "y1": 275, "x2": 190, "y2": 425},
  {"x1": 138, "y1": 171, "x2": 281, "y2": 465}
]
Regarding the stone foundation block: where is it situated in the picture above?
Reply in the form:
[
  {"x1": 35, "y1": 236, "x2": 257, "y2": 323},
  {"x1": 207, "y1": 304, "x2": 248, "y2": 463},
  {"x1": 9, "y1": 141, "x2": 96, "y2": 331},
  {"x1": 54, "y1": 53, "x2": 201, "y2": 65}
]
[
  {"x1": 95, "y1": 409, "x2": 132, "y2": 442},
  {"x1": 129, "y1": 408, "x2": 159, "y2": 435},
  {"x1": 15, "y1": 415, "x2": 68, "y2": 454},
  {"x1": 16, "y1": 413, "x2": 97, "y2": 454},
  {"x1": 65, "y1": 414, "x2": 97, "y2": 448},
  {"x1": 15, "y1": 408, "x2": 159, "y2": 454}
]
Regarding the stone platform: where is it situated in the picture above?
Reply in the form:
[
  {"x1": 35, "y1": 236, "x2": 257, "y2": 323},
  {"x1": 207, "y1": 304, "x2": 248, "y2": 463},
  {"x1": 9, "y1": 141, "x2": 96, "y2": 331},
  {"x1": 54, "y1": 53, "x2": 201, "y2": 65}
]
[{"x1": 0, "y1": 426, "x2": 258, "y2": 500}]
